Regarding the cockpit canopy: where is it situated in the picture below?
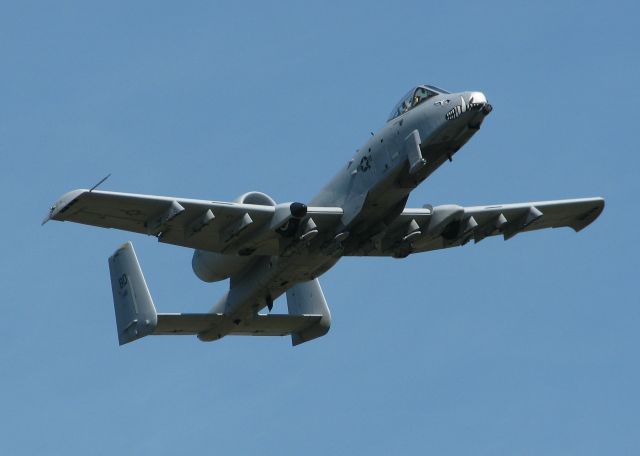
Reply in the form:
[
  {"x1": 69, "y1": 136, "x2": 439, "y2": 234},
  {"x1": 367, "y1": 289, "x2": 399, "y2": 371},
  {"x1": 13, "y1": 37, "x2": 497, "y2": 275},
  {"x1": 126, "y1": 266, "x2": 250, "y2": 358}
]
[{"x1": 387, "y1": 84, "x2": 450, "y2": 122}]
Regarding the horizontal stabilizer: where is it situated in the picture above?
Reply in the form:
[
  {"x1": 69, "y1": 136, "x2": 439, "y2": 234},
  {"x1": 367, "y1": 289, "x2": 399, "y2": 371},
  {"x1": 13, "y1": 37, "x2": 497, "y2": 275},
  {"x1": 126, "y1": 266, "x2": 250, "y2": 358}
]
[{"x1": 155, "y1": 313, "x2": 323, "y2": 337}]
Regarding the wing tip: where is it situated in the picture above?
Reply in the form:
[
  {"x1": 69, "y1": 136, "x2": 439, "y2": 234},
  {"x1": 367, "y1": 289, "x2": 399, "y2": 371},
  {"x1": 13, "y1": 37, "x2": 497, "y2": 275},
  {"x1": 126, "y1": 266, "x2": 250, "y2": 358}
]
[
  {"x1": 44, "y1": 188, "x2": 90, "y2": 223},
  {"x1": 570, "y1": 197, "x2": 605, "y2": 232}
]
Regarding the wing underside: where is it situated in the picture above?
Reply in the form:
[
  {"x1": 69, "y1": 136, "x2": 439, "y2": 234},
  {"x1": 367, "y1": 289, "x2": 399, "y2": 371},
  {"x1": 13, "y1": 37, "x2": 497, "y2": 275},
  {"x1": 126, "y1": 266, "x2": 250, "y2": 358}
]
[
  {"x1": 348, "y1": 197, "x2": 604, "y2": 257},
  {"x1": 47, "y1": 189, "x2": 603, "y2": 258},
  {"x1": 46, "y1": 189, "x2": 343, "y2": 255}
]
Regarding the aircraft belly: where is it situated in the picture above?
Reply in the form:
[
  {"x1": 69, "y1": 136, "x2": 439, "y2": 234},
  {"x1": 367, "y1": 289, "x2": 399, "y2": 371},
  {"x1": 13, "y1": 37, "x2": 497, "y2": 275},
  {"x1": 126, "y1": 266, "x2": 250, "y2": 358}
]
[
  {"x1": 339, "y1": 114, "x2": 484, "y2": 246},
  {"x1": 276, "y1": 256, "x2": 340, "y2": 287},
  {"x1": 401, "y1": 115, "x2": 485, "y2": 185},
  {"x1": 222, "y1": 254, "x2": 340, "y2": 319}
]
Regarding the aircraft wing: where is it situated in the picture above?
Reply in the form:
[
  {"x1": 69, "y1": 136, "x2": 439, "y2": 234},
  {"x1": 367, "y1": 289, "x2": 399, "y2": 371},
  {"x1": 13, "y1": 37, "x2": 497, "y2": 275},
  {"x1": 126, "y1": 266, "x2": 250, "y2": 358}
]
[
  {"x1": 349, "y1": 197, "x2": 604, "y2": 257},
  {"x1": 45, "y1": 189, "x2": 343, "y2": 255}
]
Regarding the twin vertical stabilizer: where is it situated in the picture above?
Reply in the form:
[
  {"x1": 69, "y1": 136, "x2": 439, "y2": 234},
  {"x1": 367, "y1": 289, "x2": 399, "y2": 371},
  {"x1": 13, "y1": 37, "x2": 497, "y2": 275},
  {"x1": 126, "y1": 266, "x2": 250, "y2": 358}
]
[
  {"x1": 108, "y1": 242, "x2": 158, "y2": 345},
  {"x1": 286, "y1": 280, "x2": 331, "y2": 346},
  {"x1": 107, "y1": 242, "x2": 331, "y2": 346}
]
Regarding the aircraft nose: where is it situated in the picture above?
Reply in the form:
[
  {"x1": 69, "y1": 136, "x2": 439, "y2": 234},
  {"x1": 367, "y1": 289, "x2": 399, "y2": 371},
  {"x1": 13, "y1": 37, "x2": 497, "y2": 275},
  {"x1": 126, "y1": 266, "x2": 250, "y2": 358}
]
[
  {"x1": 466, "y1": 91, "x2": 492, "y2": 114},
  {"x1": 444, "y1": 91, "x2": 492, "y2": 121},
  {"x1": 467, "y1": 91, "x2": 486, "y2": 105}
]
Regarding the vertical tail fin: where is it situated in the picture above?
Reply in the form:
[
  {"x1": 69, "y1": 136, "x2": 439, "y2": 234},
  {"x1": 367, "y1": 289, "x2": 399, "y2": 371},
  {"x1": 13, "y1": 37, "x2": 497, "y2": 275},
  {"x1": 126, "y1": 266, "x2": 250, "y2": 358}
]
[
  {"x1": 286, "y1": 279, "x2": 331, "y2": 346},
  {"x1": 108, "y1": 242, "x2": 158, "y2": 345}
]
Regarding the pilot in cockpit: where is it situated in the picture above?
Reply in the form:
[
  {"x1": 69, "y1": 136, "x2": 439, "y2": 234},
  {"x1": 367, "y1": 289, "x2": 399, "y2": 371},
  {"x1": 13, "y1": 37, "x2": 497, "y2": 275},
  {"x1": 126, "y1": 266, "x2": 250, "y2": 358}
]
[
  {"x1": 388, "y1": 85, "x2": 449, "y2": 122},
  {"x1": 412, "y1": 87, "x2": 436, "y2": 108}
]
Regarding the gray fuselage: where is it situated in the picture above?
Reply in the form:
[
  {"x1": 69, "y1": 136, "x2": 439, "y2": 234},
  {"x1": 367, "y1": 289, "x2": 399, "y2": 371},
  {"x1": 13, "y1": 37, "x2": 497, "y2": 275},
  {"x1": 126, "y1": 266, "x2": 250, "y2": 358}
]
[{"x1": 204, "y1": 87, "x2": 492, "y2": 332}]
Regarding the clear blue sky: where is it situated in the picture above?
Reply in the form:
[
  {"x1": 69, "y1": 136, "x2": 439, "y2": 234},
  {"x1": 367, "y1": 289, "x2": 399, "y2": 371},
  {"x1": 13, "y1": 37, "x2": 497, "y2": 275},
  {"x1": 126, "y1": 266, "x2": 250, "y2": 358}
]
[{"x1": 1, "y1": 1, "x2": 638, "y2": 454}]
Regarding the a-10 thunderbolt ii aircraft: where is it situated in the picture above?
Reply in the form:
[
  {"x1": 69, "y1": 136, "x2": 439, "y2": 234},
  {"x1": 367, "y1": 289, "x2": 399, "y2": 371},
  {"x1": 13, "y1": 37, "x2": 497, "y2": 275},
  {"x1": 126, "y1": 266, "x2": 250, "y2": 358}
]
[{"x1": 45, "y1": 84, "x2": 604, "y2": 346}]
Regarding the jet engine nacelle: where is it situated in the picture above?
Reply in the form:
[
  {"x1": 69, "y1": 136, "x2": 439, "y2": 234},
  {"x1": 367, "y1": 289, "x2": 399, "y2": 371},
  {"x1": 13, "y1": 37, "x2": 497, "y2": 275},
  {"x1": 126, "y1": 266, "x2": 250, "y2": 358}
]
[
  {"x1": 192, "y1": 250, "x2": 255, "y2": 282},
  {"x1": 234, "y1": 191, "x2": 277, "y2": 206},
  {"x1": 234, "y1": 191, "x2": 308, "y2": 237},
  {"x1": 192, "y1": 191, "x2": 277, "y2": 282}
]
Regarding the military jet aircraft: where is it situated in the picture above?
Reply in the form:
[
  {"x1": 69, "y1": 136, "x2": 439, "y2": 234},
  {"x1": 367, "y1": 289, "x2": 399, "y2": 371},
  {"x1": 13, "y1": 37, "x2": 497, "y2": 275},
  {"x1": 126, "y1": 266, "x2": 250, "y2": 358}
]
[{"x1": 44, "y1": 84, "x2": 604, "y2": 346}]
